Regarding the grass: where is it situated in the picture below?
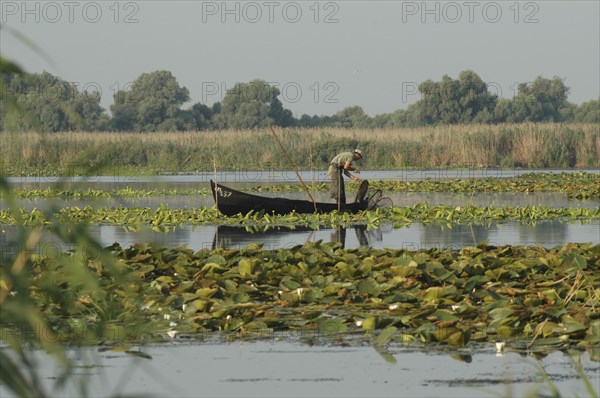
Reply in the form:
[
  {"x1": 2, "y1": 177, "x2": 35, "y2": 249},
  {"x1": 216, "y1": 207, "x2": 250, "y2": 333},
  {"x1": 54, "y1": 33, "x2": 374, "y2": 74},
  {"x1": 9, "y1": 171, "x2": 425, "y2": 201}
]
[{"x1": 1, "y1": 123, "x2": 598, "y2": 176}]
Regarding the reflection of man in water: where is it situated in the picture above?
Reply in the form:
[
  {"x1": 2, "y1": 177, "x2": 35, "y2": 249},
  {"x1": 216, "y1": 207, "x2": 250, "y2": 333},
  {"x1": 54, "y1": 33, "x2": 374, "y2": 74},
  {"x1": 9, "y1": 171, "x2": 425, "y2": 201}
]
[{"x1": 327, "y1": 149, "x2": 363, "y2": 210}]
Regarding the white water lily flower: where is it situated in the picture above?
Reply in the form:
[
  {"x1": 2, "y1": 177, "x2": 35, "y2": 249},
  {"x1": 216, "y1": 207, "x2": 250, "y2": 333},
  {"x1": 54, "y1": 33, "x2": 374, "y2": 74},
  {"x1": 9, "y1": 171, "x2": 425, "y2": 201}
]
[
  {"x1": 167, "y1": 330, "x2": 178, "y2": 339},
  {"x1": 182, "y1": 304, "x2": 187, "y2": 311},
  {"x1": 169, "y1": 321, "x2": 177, "y2": 327},
  {"x1": 226, "y1": 315, "x2": 232, "y2": 320},
  {"x1": 164, "y1": 314, "x2": 171, "y2": 320},
  {"x1": 297, "y1": 288, "x2": 304, "y2": 297},
  {"x1": 495, "y1": 342, "x2": 505, "y2": 352},
  {"x1": 451, "y1": 305, "x2": 460, "y2": 311},
  {"x1": 388, "y1": 303, "x2": 399, "y2": 310},
  {"x1": 355, "y1": 319, "x2": 364, "y2": 327}
]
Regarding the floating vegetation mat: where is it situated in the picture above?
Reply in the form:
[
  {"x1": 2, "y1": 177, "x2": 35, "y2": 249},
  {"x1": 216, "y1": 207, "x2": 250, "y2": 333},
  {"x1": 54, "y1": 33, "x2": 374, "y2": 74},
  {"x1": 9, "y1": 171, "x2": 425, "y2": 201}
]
[
  {"x1": 250, "y1": 172, "x2": 600, "y2": 200},
  {"x1": 1, "y1": 204, "x2": 598, "y2": 228},
  {"x1": 2, "y1": 241, "x2": 599, "y2": 353},
  {"x1": 8, "y1": 172, "x2": 600, "y2": 199}
]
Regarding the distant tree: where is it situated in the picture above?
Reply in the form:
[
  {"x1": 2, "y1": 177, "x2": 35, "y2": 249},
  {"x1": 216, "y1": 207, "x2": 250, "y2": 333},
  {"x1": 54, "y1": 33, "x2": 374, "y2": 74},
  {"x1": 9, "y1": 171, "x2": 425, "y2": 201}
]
[
  {"x1": 492, "y1": 98, "x2": 513, "y2": 123},
  {"x1": 213, "y1": 80, "x2": 294, "y2": 129},
  {"x1": 573, "y1": 99, "x2": 600, "y2": 123},
  {"x1": 371, "y1": 112, "x2": 393, "y2": 128},
  {"x1": 188, "y1": 102, "x2": 214, "y2": 130},
  {"x1": 510, "y1": 76, "x2": 570, "y2": 122},
  {"x1": 110, "y1": 70, "x2": 190, "y2": 131},
  {"x1": 0, "y1": 71, "x2": 108, "y2": 131},
  {"x1": 416, "y1": 70, "x2": 497, "y2": 125},
  {"x1": 334, "y1": 106, "x2": 371, "y2": 128}
]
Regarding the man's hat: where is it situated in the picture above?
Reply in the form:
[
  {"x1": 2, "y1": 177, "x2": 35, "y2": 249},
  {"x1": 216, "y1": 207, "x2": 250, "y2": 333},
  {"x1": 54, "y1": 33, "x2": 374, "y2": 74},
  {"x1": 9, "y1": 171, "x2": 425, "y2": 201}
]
[{"x1": 354, "y1": 149, "x2": 363, "y2": 159}]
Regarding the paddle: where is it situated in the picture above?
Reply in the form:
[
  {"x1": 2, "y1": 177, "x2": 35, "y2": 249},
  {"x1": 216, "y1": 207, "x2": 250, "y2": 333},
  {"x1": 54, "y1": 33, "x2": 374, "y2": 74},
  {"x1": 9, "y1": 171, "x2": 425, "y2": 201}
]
[{"x1": 269, "y1": 125, "x2": 317, "y2": 211}]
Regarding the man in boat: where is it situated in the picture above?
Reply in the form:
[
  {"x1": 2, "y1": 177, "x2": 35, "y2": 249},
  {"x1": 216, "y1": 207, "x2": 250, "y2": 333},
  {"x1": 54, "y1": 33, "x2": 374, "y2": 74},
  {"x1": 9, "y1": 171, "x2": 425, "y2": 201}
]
[{"x1": 327, "y1": 149, "x2": 363, "y2": 210}]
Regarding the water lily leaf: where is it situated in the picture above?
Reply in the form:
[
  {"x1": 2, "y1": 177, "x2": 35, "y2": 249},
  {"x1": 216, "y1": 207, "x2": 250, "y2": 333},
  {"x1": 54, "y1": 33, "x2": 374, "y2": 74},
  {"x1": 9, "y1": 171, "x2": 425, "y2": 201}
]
[
  {"x1": 562, "y1": 253, "x2": 587, "y2": 270},
  {"x1": 373, "y1": 326, "x2": 397, "y2": 346},
  {"x1": 242, "y1": 320, "x2": 269, "y2": 331},
  {"x1": 489, "y1": 307, "x2": 513, "y2": 321},
  {"x1": 446, "y1": 329, "x2": 470, "y2": 347},
  {"x1": 185, "y1": 299, "x2": 210, "y2": 313},
  {"x1": 280, "y1": 278, "x2": 301, "y2": 290},
  {"x1": 432, "y1": 309, "x2": 459, "y2": 322},
  {"x1": 231, "y1": 292, "x2": 250, "y2": 303},
  {"x1": 238, "y1": 259, "x2": 254, "y2": 277},
  {"x1": 196, "y1": 287, "x2": 218, "y2": 298},
  {"x1": 334, "y1": 261, "x2": 355, "y2": 277},
  {"x1": 303, "y1": 289, "x2": 323, "y2": 303},
  {"x1": 464, "y1": 275, "x2": 489, "y2": 292},
  {"x1": 205, "y1": 255, "x2": 227, "y2": 265},
  {"x1": 316, "y1": 318, "x2": 347, "y2": 335},
  {"x1": 201, "y1": 263, "x2": 226, "y2": 274},
  {"x1": 357, "y1": 278, "x2": 381, "y2": 297},
  {"x1": 362, "y1": 317, "x2": 378, "y2": 330},
  {"x1": 135, "y1": 264, "x2": 155, "y2": 275},
  {"x1": 155, "y1": 276, "x2": 173, "y2": 283},
  {"x1": 224, "y1": 318, "x2": 244, "y2": 331},
  {"x1": 241, "y1": 243, "x2": 262, "y2": 255},
  {"x1": 556, "y1": 321, "x2": 586, "y2": 335},
  {"x1": 422, "y1": 286, "x2": 456, "y2": 303}
]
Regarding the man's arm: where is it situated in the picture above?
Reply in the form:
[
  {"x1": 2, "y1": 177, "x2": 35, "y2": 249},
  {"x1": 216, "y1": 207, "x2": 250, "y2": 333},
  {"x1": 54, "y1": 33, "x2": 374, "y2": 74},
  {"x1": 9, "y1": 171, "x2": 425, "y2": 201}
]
[{"x1": 343, "y1": 161, "x2": 362, "y2": 182}]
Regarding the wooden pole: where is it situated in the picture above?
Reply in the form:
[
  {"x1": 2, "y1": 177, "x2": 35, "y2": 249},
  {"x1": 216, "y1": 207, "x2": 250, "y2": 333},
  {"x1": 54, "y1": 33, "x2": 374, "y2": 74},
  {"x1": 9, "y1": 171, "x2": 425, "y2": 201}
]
[{"x1": 269, "y1": 125, "x2": 317, "y2": 211}]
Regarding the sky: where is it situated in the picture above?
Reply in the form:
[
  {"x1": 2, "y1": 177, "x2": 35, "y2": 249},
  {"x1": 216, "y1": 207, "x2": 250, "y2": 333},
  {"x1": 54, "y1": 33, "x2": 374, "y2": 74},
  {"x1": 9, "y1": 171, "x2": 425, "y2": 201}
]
[{"x1": 1, "y1": 0, "x2": 599, "y2": 117}]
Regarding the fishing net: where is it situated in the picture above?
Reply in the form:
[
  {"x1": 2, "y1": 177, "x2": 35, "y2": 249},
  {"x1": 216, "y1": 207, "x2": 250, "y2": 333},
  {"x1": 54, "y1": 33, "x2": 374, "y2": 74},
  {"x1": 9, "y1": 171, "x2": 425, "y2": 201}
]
[
  {"x1": 367, "y1": 189, "x2": 394, "y2": 210},
  {"x1": 354, "y1": 180, "x2": 370, "y2": 203}
]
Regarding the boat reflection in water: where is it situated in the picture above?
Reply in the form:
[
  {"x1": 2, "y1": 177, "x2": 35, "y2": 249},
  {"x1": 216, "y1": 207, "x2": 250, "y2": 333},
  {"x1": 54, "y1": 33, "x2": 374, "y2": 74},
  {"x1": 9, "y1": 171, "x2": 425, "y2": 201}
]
[{"x1": 211, "y1": 225, "x2": 386, "y2": 250}]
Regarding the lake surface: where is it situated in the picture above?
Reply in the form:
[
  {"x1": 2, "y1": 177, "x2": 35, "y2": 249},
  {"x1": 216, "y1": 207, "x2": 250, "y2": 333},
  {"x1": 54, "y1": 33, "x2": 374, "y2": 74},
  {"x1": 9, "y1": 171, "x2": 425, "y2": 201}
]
[
  {"x1": 6, "y1": 168, "x2": 600, "y2": 189},
  {"x1": 1, "y1": 221, "x2": 598, "y2": 258},
  {"x1": 1, "y1": 341, "x2": 597, "y2": 398},
  {"x1": 3, "y1": 190, "x2": 599, "y2": 212},
  {"x1": 2, "y1": 171, "x2": 598, "y2": 398}
]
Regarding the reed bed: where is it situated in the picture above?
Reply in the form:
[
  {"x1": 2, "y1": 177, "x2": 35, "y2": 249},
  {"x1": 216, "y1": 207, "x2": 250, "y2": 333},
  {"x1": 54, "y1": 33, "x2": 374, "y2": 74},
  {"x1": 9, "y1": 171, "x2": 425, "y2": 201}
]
[{"x1": 1, "y1": 124, "x2": 598, "y2": 175}]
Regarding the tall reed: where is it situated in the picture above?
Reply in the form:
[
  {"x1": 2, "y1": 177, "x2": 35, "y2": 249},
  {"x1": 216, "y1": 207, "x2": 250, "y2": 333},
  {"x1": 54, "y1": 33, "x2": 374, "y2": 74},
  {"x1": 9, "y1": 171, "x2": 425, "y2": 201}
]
[{"x1": 1, "y1": 124, "x2": 598, "y2": 175}]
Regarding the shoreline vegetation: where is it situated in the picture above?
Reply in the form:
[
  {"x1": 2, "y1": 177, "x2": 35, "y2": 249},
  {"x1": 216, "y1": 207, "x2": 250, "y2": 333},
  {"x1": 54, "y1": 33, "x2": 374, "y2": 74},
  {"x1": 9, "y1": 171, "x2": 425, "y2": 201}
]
[{"x1": 1, "y1": 124, "x2": 598, "y2": 176}]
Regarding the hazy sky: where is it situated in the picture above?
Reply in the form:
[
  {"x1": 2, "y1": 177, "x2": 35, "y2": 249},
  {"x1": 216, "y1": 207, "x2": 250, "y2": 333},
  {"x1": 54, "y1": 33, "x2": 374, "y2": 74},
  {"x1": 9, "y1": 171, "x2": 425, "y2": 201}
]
[{"x1": 2, "y1": 1, "x2": 599, "y2": 117}]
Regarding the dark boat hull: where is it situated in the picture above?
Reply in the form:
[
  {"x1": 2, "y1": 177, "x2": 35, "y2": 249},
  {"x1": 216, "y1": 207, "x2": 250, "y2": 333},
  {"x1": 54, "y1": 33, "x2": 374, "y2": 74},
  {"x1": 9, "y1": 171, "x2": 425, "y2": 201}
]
[{"x1": 210, "y1": 180, "x2": 369, "y2": 216}]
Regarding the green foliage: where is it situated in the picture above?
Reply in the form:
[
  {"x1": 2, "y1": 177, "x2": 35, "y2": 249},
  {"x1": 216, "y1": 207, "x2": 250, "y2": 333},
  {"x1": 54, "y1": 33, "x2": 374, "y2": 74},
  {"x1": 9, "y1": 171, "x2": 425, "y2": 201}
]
[
  {"x1": 574, "y1": 99, "x2": 600, "y2": 123},
  {"x1": 213, "y1": 79, "x2": 294, "y2": 129},
  {"x1": 0, "y1": 71, "x2": 108, "y2": 132},
  {"x1": 507, "y1": 76, "x2": 571, "y2": 123},
  {"x1": 415, "y1": 70, "x2": 498, "y2": 125},
  {"x1": 109, "y1": 70, "x2": 192, "y2": 132},
  {"x1": 2, "y1": 67, "x2": 597, "y2": 131}
]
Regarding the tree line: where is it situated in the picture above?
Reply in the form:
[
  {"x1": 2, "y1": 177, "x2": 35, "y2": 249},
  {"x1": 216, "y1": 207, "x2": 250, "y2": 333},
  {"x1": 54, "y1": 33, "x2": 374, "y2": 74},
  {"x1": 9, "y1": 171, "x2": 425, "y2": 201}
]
[{"x1": 1, "y1": 69, "x2": 598, "y2": 132}]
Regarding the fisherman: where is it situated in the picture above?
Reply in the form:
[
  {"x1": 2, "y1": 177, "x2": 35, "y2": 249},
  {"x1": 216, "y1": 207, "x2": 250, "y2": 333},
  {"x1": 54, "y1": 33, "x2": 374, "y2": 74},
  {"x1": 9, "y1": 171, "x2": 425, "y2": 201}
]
[{"x1": 327, "y1": 149, "x2": 363, "y2": 210}]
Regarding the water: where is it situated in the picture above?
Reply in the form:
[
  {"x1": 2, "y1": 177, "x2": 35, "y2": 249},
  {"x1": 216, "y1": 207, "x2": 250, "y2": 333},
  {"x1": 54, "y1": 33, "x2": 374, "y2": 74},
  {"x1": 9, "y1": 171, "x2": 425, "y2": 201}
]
[
  {"x1": 1, "y1": 221, "x2": 598, "y2": 257},
  {"x1": 6, "y1": 168, "x2": 599, "y2": 188},
  {"x1": 1, "y1": 341, "x2": 597, "y2": 398},
  {"x1": 2, "y1": 171, "x2": 598, "y2": 398},
  {"x1": 3, "y1": 191, "x2": 598, "y2": 212}
]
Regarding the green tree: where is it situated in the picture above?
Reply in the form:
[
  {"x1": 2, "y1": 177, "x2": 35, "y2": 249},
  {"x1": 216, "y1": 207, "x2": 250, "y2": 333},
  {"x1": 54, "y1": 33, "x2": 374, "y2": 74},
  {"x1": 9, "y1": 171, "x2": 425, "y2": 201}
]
[
  {"x1": 573, "y1": 99, "x2": 600, "y2": 123},
  {"x1": 416, "y1": 70, "x2": 497, "y2": 125},
  {"x1": 187, "y1": 102, "x2": 216, "y2": 130},
  {"x1": 0, "y1": 71, "x2": 108, "y2": 131},
  {"x1": 510, "y1": 76, "x2": 570, "y2": 122},
  {"x1": 110, "y1": 70, "x2": 190, "y2": 131},
  {"x1": 334, "y1": 106, "x2": 371, "y2": 128},
  {"x1": 213, "y1": 80, "x2": 294, "y2": 129}
]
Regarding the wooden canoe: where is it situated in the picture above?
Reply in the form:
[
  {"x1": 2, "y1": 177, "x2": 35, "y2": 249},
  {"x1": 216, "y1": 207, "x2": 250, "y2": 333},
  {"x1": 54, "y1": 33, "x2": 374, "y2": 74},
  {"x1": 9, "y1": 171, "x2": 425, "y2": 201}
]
[{"x1": 210, "y1": 180, "x2": 371, "y2": 216}]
